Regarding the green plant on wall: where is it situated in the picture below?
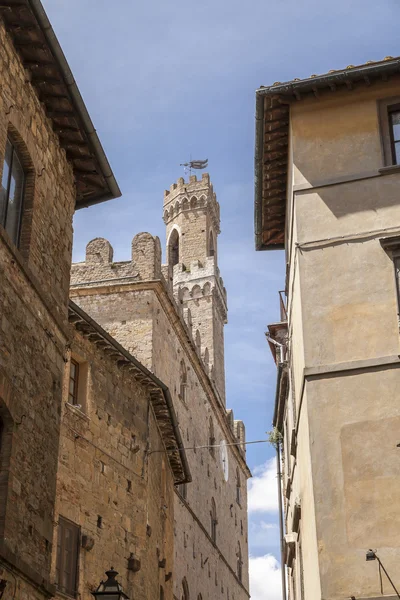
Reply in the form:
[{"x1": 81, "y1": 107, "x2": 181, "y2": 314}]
[{"x1": 266, "y1": 427, "x2": 283, "y2": 449}]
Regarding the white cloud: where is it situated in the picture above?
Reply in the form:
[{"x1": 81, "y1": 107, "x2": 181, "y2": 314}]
[
  {"x1": 248, "y1": 458, "x2": 279, "y2": 513},
  {"x1": 250, "y1": 554, "x2": 282, "y2": 600}
]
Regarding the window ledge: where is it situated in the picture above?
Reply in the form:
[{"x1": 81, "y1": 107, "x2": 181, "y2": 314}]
[
  {"x1": 379, "y1": 164, "x2": 400, "y2": 175},
  {"x1": 65, "y1": 402, "x2": 89, "y2": 421}
]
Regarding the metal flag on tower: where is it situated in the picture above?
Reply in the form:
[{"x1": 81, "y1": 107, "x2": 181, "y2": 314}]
[{"x1": 180, "y1": 159, "x2": 208, "y2": 175}]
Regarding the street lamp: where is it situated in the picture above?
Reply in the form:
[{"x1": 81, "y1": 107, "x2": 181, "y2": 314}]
[
  {"x1": 91, "y1": 567, "x2": 130, "y2": 600},
  {"x1": 366, "y1": 550, "x2": 400, "y2": 599}
]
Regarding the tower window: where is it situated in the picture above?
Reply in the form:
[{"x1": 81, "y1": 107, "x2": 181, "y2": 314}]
[
  {"x1": 169, "y1": 229, "x2": 180, "y2": 267},
  {"x1": 0, "y1": 138, "x2": 26, "y2": 246},
  {"x1": 208, "y1": 417, "x2": 215, "y2": 458},
  {"x1": 208, "y1": 231, "x2": 215, "y2": 257}
]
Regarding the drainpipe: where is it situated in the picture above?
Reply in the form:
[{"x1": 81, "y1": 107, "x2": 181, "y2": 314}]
[{"x1": 276, "y1": 441, "x2": 287, "y2": 600}]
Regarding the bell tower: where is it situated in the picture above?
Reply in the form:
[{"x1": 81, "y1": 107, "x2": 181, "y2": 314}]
[{"x1": 163, "y1": 173, "x2": 227, "y2": 404}]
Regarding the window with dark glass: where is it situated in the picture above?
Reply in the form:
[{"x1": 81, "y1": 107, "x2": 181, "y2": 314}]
[
  {"x1": 389, "y1": 106, "x2": 400, "y2": 165},
  {"x1": 56, "y1": 516, "x2": 80, "y2": 597},
  {"x1": 0, "y1": 138, "x2": 25, "y2": 246},
  {"x1": 68, "y1": 360, "x2": 79, "y2": 405}
]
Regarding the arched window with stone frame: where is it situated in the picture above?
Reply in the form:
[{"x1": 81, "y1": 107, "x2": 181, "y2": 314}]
[
  {"x1": 0, "y1": 126, "x2": 35, "y2": 255},
  {"x1": 210, "y1": 497, "x2": 217, "y2": 544},
  {"x1": 182, "y1": 577, "x2": 190, "y2": 600},
  {"x1": 168, "y1": 228, "x2": 180, "y2": 267},
  {"x1": 208, "y1": 417, "x2": 215, "y2": 458},
  {"x1": 179, "y1": 360, "x2": 188, "y2": 403}
]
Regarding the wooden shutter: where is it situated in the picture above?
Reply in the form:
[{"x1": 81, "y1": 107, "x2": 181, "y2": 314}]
[{"x1": 56, "y1": 516, "x2": 80, "y2": 597}]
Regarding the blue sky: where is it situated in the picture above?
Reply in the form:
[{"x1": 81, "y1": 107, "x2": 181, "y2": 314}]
[{"x1": 43, "y1": 1, "x2": 400, "y2": 597}]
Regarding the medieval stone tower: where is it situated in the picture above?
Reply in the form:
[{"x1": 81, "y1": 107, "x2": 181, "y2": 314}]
[{"x1": 163, "y1": 173, "x2": 228, "y2": 404}]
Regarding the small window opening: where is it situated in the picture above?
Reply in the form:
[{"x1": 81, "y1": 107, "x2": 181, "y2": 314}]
[
  {"x1": 179, "y1": 360, "x2": 187, "y2": 402},
  {"x1": 208, "y1": 417, "x2": 215, "y2": 458},
  {"x1": 237, "y1": 542, "x2": 243, "y2": 583},
  {"x1": 210, "y1": 497, "x2": 217, "y2": 544},
  {"x1": 97, "y1": 515, "x2": 102, "y2": 528},
  {"x1": 0, "y1": 138, "x2": 26, "y2": 246},
  {"x1": 236, "y1": 467, "x2": 241, "y2": 506},
  {"x1": 68, "y1": 359, "x2": 79, "y2": 405},
  {"x1": 169, "y1": 229, "x2": 180, "y2": 267},
  {"x1": 208, "y1": 231, "x2": 215, "y2": 257}
]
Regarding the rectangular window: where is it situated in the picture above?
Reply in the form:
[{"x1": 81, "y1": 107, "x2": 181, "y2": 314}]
[
  {"x1": 67, "y1": 356, "x2": 88, "y2": 411},
  {"x1": 0, "y1": 138, "x2": 26, "y2": 246},
  {"x1": 388, "y1": 105, "x2": 400, "y2": 165},
  {"x1": 68, "y1": 360, "x2": 79, "y2": 405},
  {"x1": 56, "y1": 516, "x2": 80, "y2": 597}
]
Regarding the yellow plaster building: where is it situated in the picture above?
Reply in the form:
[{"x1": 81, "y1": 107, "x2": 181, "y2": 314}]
[{"x1": 255, "y1": 57, "x2": 400, "y2": 600}]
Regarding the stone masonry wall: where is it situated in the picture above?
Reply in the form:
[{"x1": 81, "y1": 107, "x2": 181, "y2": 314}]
[
  {"x1": 0, "y1": 17, "x2": 76, "y2": 600},
  {"x1": 53, "y1": 326, "x2": 175, "y2": 600},
  {"x1": 70, "y1": 234, "x2": 250, "y2": 600}
]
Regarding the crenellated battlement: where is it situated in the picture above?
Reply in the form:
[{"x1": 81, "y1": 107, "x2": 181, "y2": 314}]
[{"x1": 163, "y1": 172, "x2": 220, "y2": 234}]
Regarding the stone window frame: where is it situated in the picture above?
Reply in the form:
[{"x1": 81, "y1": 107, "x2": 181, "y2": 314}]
[
  {"x1": 0, "y1": 125, "x2": 35, "y2": 260},
  {"x1": 378, "y1": 96, "x2": 400, "y2": 167},
  {"x1": 236, "y1": 541, "x2": 243, "y2": 583},
  {"x1": 0, "y1": 401, "x2": 13, "y2": 539}
]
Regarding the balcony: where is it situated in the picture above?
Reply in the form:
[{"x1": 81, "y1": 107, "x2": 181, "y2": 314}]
[{"x1": 266, "y1": 290, "x2": 288, "y2": 365}]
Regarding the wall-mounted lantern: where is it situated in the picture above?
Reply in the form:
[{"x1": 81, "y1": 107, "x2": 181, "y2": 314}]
[{"x1": 91, "y1": 567, "x2": 129, "y2": 600}]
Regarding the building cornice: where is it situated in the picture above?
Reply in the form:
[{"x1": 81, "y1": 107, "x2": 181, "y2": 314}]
[{"x1": 68, "y1": 300, "x2": 191, "y2": 485}]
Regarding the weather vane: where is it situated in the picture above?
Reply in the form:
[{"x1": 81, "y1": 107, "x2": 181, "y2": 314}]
[{"x1": 180, "y1": 159, "x2": 208, "y2": 176}]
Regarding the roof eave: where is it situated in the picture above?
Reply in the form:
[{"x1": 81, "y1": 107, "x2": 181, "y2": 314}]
[{"x1": 25, "y1": 0, "x2": 121, "y2": 204}]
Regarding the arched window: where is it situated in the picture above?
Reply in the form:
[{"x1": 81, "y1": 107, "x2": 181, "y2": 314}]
[
  {"x1": 169, "y1": 228, "x2": 180, "y2": 267},
  {"x1": 208, "y1": 417, "x2": 215, "y2": 458},
  {"x1": 237, "y1": 542, "x2": 243, "y2": 582},
  {"x1": 180, "y1": 360, "x2": 187, "y2": 402},
  {"x1": 210, "y1": 497, "x2": 217, "y2": 544},
  {"x1": 208, "y1": 231, "x2": 215, "y2": 257},
  {"x1": 236, "y1": 467, "x2": 241, "y2": 505},
  {"x1": 1, "y1": 137, "x2": 26, "y2": 246},
  {"x1": 182, "y1": 577, "x2": 189, "y2": 600}
]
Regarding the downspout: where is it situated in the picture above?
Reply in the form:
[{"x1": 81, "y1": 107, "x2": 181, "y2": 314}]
[{"x1": 276, "y1": 441, "x2": 287, "y2": 600}]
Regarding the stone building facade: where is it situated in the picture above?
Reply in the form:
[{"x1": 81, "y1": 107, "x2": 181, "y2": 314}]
[
  {"x1": 255, "y1": 57, "x2": 400, "y2": 600},
  {"x1": 70, "y1": 173, "x2": 251, "y2": 600},
  {"x1": 0, "y1": 1, "x2": 187, "y2": 599}
]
